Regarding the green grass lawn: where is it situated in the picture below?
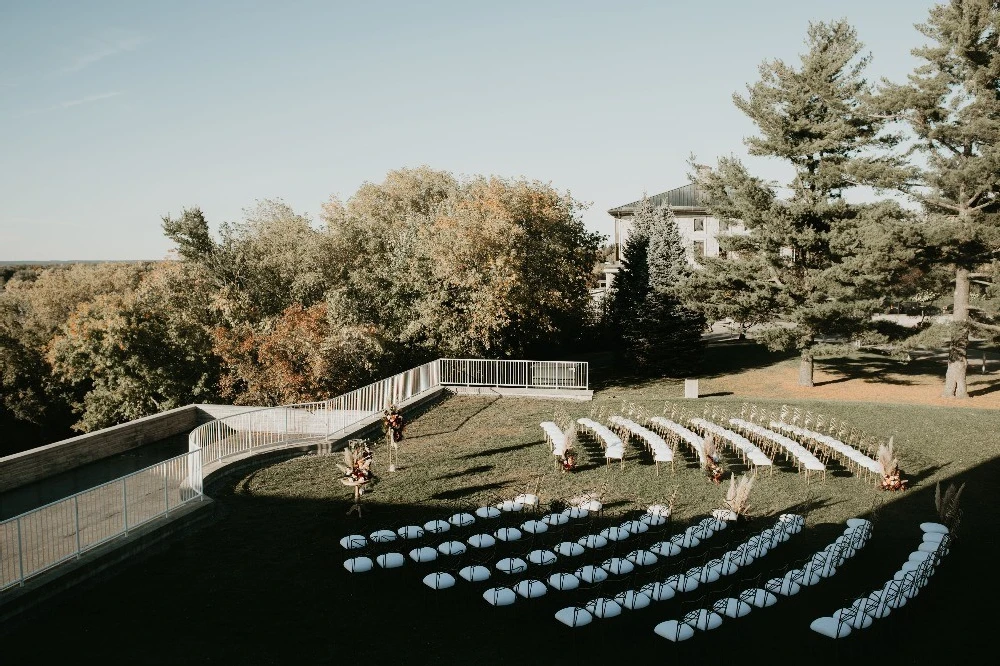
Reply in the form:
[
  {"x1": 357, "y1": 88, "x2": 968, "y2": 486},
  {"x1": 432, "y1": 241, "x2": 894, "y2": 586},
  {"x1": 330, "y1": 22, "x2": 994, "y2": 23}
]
[{"x1": 2, "y1": 387, "x2": 998, "y2": 664}]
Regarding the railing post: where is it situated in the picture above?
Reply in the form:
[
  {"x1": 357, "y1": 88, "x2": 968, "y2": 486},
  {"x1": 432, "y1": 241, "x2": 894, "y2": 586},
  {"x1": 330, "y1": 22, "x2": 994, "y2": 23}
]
[
  {"x1": 122, "y1": 478, "x2": 128, "y2": 535},
  {"x1": 164, "y1": 464, "x2": 170, "y2": 513},
  {"x1": 16, "y1": 516, "x2": 24, "y2": 586},
  {"x1": 74, "y1": 495, "x2": 82, "y2": 558}
]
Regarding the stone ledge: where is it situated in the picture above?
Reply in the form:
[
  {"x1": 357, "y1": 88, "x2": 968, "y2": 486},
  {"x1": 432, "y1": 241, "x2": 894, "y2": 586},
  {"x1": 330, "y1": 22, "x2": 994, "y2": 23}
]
[{"x1": 445, "y1": 386, "x2": 593, "y2": 401}]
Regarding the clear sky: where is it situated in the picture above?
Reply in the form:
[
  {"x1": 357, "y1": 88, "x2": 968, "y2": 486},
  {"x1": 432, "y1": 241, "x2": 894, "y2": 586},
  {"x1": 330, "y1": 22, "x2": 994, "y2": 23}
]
[{"x1": 1, "y1": 0, "x2": 938, "y2": 261}]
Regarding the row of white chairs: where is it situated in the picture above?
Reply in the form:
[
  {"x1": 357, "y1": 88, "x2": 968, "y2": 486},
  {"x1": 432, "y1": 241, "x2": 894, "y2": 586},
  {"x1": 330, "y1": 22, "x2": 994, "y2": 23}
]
[
  {"x1": 728, "y1": 418, "x2": 826, "y2": 480},
  {"x1": 689, "y1": 418, "x2": 773, "y2": 471},
  {"x1": 655, "y1": 516, "x2": 868, "y2": 641},
  {"x1": 576, "y1": 418, "x2": 625, "y2": 466},
  {"x1": 810, "y1": 521, "x2": 950, "y2": 638},
  {"x1": 540, "y1": 421, "x2": 569, "y2": 467},
  {"x1": 608, "y1": 415, "x2": 674, "y2": 474},
  {"x1": 648, "y1": 417, "x2": 706, "y2": 466},
  {"x1": 553, "y1": 514, "x2": 727, "y2": 626},
  {"x1": 769, "y1": 421, "x2": 881, "y2": 477},
  {"x1": 652, "y1": 514, "x2": 806, "y2": 640}
]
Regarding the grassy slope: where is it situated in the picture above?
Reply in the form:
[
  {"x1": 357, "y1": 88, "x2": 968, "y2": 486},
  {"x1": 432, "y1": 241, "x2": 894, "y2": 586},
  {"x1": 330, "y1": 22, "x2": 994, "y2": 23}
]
[{"x1": 3, "y1": 359, "x2": 998, "y2": 664}]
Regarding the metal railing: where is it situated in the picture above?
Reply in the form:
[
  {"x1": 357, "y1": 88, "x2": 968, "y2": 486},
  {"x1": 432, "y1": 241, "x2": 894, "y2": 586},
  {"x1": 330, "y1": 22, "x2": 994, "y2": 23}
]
[
  {"x1": 0, "y1": 357, "x2": 587, "y2": 592},
  {"x1": 0, "y1": 450, "x2": 201, "y2": 591},
  {"x1": 438, "y1": 358, "x2": 588, "y2": 390}
]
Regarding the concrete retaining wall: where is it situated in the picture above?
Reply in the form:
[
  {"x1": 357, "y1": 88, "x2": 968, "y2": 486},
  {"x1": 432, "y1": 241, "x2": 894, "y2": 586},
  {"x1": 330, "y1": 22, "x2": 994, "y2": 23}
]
[{"x1": 0, "y1": 404, "x2": 261, "y2": 494}]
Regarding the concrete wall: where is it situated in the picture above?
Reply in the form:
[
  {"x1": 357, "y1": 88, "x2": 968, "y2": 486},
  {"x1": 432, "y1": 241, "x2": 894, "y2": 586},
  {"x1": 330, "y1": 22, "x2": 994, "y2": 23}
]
[{"x1": 0, "y1": 404, "x2": 260, "y2": 494}]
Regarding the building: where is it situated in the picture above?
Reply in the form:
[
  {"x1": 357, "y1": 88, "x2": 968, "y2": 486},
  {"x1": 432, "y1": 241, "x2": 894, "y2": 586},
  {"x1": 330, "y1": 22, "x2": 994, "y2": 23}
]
[{"x1": 596, "y1": 183, "x2": 745, "y2": 295}]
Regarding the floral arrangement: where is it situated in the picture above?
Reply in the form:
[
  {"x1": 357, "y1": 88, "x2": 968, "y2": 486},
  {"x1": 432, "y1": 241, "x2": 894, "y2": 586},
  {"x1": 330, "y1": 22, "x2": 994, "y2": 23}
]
[
  {"x1": 703, "y1": 435, "x2": 725, "y2": 484},
  {"x1": 383, "y1": 405, "x2": 405, "y2": 442},
  {"x1": 877, "y1": 437, "x2": 908, "y2": 492},
  {"x1": 723, "y1": 472, "x2": 755, "y2": 520},
  {"x1": 337, "y1": 440, "x2": 376, "y2": 516},
  {"x1": 561, "y1": 423, "x2": 577, "y2": 472}
]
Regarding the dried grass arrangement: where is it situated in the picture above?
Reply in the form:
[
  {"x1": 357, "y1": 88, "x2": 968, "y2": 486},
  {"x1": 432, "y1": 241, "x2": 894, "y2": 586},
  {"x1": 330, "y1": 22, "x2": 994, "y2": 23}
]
[
  {"x1": 877, "y1": 437, "x2": 908, "y2": 491},
  {"x1": 703, "y1": 435, "x2": 725, "y2": 484},
  {"x1": 561, "y1": 424, "x2": 577, "y2": 472},
  {"x1": 935, "y1": 481, "x2": 965, "y2": 533},
  {"x1": 337, "y1": 440, "x2": 375, "y2": 517},
  {"x1": 724, "y1": 472, "x2": 755, "y2": 520}
]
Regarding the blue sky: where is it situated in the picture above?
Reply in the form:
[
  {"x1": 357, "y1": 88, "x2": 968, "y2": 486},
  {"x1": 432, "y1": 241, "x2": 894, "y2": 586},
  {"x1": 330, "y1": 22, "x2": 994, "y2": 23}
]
[{"x1": 1, "y1": 0, "x2": 936, "y2": 260}]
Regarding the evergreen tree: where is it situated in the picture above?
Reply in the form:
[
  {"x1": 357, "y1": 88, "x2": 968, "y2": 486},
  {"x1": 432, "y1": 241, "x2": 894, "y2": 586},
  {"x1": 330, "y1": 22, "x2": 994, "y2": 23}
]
[
  {"x1": 647, "y1": 202, "x2": 689, "y2": 292},
  {"x1": 695, "y1": 20, "x2": 901, "y2": 386},
  {"x1": 609, "y1": 196, "x2": 654, "y2": 335},
  {"x1": 873, "y1": 0, "x2": 1000, "y2": 398}
]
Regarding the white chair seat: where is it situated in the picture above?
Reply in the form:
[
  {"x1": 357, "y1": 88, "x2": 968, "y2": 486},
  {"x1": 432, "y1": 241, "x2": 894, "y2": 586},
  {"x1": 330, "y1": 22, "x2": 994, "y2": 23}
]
[
  {"x1": 640, "y1": 581, "x2": 676, "y2": 601},
  {"x1": 664, "y1": 573, "x2": 699, "y2": 593},
  {"x1": 602, "y1": 557, "x2": 635, "y2": 576},
  {"x1": 542, "y1": 512, "x2": 570, "y2": 526},
  {"x1": 918, "y1": 541, "x2": 948, "y2": 555},
  {"x1": 922, "y1": 532, "x2": 946, "y2": 545},
  {"x1": 437, "y1": 540, "x2": 467, "y2": 556},
  {"x1": 369, "y1": 529, "x2": 397, "y2": 543},
  {"x1": 340, "y1": 534, "x2": 367, "y2": 550},
  {"x1": 670, "y1": 533, "x2": 700, "y2": 549},
  {"x1": 514, "y1": 493, "x2": 539, "y2": 507},
  {"x1": 494, "y1": 527, "x2": 522, "y2": 542},
  {"x1": 575, "y1": 564, "x2": 609, "y2": 584},
  {"x1": 458, "y1": 565, "x2": 491, "y2": 582},
  {"x1": 649, "y1": 541, "x2": 682, "y2": 557},
  {"x1": 496, "y1": 557, "x2": 528, "y2": 574},
  {"x1": 423, "y1": 519, "x2": 450, "y2": 534},
  {"x1": 527, "y1": 549, "x2": 558, "y2": 566},
  {"x1": 423, "y1": 572, "x2": 456, "y2": 589},
  {"x1": 376, "y1": 552, "x2": 405, "y2": 569},
  {"x1": 548, "y1": 572, "x2": 581, "y2": 590},
  {"x1": 515, "y1": 579, "x2": 547, "y2": 599},
  {"x1": 497, "y1": 500, "x2": 524, "y2": 512},
  {"x1": 563, "y1": 507, "x2": 589, "y2": 519},
  {"x1": 810, "y1": 616, "x2": 852, "y2": 638},
  {"x1": 740, "y1": 588, "x2": 777, "y2": 608},
  {"x1": 766, "y1": 574, "x2": 800, "y2": 596},
  {"x1": 684, "y1": 609, "x2": 723, "y2": 631},
  {"x1": 647, "y1": 504, "x2": 671, "y2": 518},
  {"x1": 448, "y1": 512, "x2": 476, "y2": 527},
  {"x1": 554, "y1": 606, "x2": 592, "y2": 627},
  {"x1": 483, "y1": 587, "x2": 516, "y2": 606},
  {"x1": 467, "y1": 533, "x2": 496, "y2": 549},
  {"x1": 398, "y1": 525, "x2": 424, "y2": 539},
  {"x1": 599, "y1": 526, "x2": 630, "y2": 541},
  {"x1": 845, "y1": 517, "x2": 872, "y2": 529},
  {"x1": 653, "y1": 620, "x2": 695, "y2": 642},
  {"x1": 409, "y1": 546, "x2": 438, "y2": 563},
  {"x1": 691, "y1": 565, "x2": 720, "y2": 584},
  {"x1": 833, "y1": 605, "x2": 873, "y2": 630},
  {"x1": 626, "y1": 550, "x2": 658, "y2": 567},
  {"x1": 620, "y1": 520, "x2": 648, "y2": 534},
  {"x1": 920, "y1": 522, "x2": 949, "y2": 534},
  {"x1": 343, "y1": 556, "x2": 373, "y2": 573},
  {"x1": 581, "y1": 500, "x2": 603, "y2": 512},
  {"x1": 578, "y1": 534, "x2": 609, "y2": 549},
  {"x1": 615, "y1": 590, "x2": 651, "y2": 610},
  {"x1": 586, "y1": 597, "x2": 622, "y2": 619},
  {"x1": 521, "y1": 520, "x2": 548, "y2": 534},
  {"x1": 554, "y1": 541, "x2": 585, "y2": 557},
  {"x1": 714, "y1": 598, "x2": 752, "y2": 618},
  {"x1": 475, "y1": 506, "x2": 501, "y2": 519},
  {"x1": 640, "y1": 514, "x2": 668, "y2": 527}
]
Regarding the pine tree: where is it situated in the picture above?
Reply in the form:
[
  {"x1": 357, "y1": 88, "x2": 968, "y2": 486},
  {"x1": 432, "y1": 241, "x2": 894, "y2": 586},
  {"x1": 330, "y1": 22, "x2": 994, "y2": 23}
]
[
  {"x1": 694, "y1": 20, "x2": 900, "y2": 386},
  {"x1": 873, "y1": 0, "x2": 1000, "y2": 398},
  {"x1": 647, "y1": 203, "x2": 689, "y2": 292},
  {"x1": 610, "y1": 196, "x2": 654, "y2": 336}
]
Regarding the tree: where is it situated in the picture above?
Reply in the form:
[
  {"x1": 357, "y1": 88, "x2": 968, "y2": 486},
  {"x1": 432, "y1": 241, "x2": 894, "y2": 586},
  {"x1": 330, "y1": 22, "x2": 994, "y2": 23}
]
[
  {"x1": 873, "y1": 0, "x2": 1000, "y2": 398},
  {"x1": 683, "y1": 254, "x2": 784, "y2": 339},
  {"x1": 695, "y1": 20, "x2": 901, "y2": 386},
  {"x1": 609, "y1": 196, "x2": 654, "y2": 337},
  {"x1": 647, "y1": 202, "x2": 689, "y2": 292}
]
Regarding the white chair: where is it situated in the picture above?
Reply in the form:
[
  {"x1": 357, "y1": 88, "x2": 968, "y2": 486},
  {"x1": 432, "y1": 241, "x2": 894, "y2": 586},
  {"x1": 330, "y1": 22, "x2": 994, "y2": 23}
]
[{"x1": 554, "y1": 606, "x2": 592, "y2": 627}]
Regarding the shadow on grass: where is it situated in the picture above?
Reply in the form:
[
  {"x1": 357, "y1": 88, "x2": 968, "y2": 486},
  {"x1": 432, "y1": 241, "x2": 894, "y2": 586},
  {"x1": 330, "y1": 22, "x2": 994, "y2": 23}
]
[
  {"x1": 406, "y1": 395, "x2": 500, "y2": 439},
  {"x1": 455, "y1": 440, "x2": 540, "y2": 460},
  {"x1": 430, "y1": 481, "x2": 509, "y2": 500}
]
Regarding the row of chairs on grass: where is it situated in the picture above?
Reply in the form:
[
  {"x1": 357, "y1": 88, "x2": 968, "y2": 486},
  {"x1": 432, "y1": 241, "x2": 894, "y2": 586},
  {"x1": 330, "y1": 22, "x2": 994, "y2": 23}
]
[
  {"x1": 810, "y1": 521, "x2": 951, "y2": 638},
  {"x1": 576, "y1": 418, "x2": 625, "y2": 467},
  {"x1": 654, "y1": 516, "x2": 870, "y2": 641},
  {"x1": 540, "y1": 422, "x2": 568, "y2": 467},
  {"x1": 689, "y1": 417, "x2": 773, "y2": 472},
  {"x1": 648, "y1": 417, "x2": 707, "y2": 466},
  {"x1": 769, "y1": 421, "x2": 881, "y2": 479},
  {"x1": 608, "y1": 415, "x2": 674, "y2": 475},
  {"x1": 728, "y1": 418, "x2": 826, "y2": 481}
]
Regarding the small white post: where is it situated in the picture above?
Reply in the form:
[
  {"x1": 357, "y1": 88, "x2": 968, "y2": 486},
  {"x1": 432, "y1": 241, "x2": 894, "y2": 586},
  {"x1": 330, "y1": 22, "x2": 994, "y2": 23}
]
[{"x1": 684, "y1": 378, "x2": 699, "y2": 399}]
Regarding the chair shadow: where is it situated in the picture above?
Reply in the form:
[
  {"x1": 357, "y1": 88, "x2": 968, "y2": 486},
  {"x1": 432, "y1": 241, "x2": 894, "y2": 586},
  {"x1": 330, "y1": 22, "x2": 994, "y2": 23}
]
[
  {"x1": 455, "y1": 440, "x2": 540, "y2": 460},
  {"x1": 433, "y1": 464, "x2": 494, "y2": 480},
  {"x1": 431, "y1": 481, "x2": 509, "y2": 501},
  {"x1": 905, "y1": 462, "x2": 950, "y2": 486}
]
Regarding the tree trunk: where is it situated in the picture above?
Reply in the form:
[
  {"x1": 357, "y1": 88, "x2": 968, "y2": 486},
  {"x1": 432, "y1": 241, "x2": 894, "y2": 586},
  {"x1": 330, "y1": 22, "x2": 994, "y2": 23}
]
[
  {"x1": 942, "y1": 267, "x2": 970, "y2": 398},
  {"x1": 798, "y1": 352, "x2": 814, "y2": 387}
]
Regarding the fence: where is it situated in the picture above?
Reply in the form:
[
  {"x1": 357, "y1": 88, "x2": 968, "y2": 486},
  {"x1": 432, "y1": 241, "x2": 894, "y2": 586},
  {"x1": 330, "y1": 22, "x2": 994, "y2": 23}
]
[
  {"x1": 1, "y1": 357, "x2": 586, "y2": 592},
  {"x1": 0, "y1": 451, "x2": 201, "y2": 591}
]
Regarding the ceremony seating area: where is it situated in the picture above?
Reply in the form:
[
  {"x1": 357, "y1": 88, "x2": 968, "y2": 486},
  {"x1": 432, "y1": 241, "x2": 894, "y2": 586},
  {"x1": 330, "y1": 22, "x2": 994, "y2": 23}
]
[
  {"x1": 728, "y1": 417, "x2": 826, "y2": 480},
  {"x1": 576, "y1": 418, "x2": 625, "y2": 466},
  {"x1": 769, "y1": 421, "x2": 881, "y2": 479},
  {"x1": 689, "y1": 417, "x2": 773, "y2": 472},
  {"x1": 810, "y1": 522, "x2": 951, "y2": 639},
  {"x1": 648, "y1": 417, "x2": 707, "y2": 466},
  {"x1": 607, "y1": 415, "x2": 674, "y2": 474},
  {"x1": 540, "y1": 421, "x2": 568, "y2": 467}
]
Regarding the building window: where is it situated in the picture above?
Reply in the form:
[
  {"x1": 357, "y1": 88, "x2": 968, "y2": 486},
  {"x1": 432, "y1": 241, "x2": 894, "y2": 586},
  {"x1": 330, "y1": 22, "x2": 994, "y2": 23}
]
[
  {"x1": 694, "y1": 218, "x2": 705, "y2": 232},
  {"x1": 693, "y1": 241, "x2": 705, "y2": 260}
]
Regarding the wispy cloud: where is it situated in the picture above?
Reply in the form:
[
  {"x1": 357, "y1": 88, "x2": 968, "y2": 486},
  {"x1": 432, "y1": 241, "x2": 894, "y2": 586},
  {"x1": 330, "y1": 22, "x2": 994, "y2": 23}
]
[
  {"x1": 61, "y1": 35, "x2": 142, "y2": 74},
  {"x1": 21, "y1": 91, "x2": 124, "y2": 116}
]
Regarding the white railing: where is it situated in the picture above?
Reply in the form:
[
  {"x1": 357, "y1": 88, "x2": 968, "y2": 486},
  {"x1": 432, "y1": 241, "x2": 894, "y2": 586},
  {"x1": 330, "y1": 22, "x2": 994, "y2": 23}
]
[
  {"x1": 0, "y1": 450, "x2": 202, "y2": 591},
  {"x1": 1, "y1": 357, "x2": 587, "y2": 592},
  {"x1": 438, "y1": 358, "x2": 588, "y2": 389}
]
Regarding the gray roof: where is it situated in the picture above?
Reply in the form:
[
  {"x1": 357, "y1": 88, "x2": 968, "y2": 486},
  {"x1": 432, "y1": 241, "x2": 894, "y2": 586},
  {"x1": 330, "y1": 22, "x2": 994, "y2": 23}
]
[{"x1": 608, "y1": 183, "x2": 706, "y2": 216}]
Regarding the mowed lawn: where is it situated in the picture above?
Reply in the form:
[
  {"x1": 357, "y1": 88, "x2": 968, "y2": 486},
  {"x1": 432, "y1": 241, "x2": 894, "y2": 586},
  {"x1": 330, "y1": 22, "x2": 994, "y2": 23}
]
[{"x1": 3, "y1": 376, "x2": 998, "y2": 665}]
